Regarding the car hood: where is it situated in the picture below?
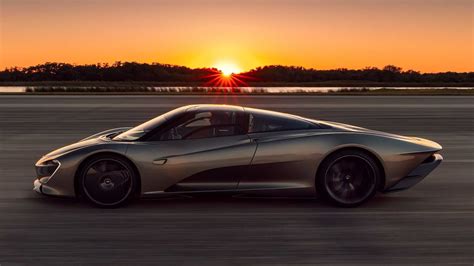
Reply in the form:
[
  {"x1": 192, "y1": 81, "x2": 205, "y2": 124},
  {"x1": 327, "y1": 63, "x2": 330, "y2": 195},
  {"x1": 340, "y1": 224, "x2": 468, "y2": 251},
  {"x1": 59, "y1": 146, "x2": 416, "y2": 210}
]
[
  {"x1": 41, "y1": 127, "x2": 132, "y2": 161},
  {"x1": 81, "y1": 127, "x2": 132, "y2": 141},
  {"x1": 42, "y1": 138, "x2": 101, "y2": 160}
]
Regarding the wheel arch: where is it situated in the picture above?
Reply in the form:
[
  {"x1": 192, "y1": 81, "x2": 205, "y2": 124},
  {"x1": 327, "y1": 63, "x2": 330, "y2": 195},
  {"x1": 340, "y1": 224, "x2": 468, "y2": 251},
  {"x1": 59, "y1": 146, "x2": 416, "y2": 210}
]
[
  {"x1": 74, "y1": 151, "x2": 142, "y2": 197},
  {"x1": 316, "y1": 146, "x2": 386, "y2": 191}
]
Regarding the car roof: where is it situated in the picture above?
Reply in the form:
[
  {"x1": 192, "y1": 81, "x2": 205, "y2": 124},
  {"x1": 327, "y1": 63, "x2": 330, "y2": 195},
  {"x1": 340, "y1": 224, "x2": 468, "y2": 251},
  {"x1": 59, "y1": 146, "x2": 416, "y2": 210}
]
[
  {"x1": 183, "y1": 104, "x2": 316, "y2": 123},
  {"x1": 184, "y1": 104, "x2": 304, "y2": 120},
  {"x1": 185, "y1": 104, "x2": 244, "y2": 112}
]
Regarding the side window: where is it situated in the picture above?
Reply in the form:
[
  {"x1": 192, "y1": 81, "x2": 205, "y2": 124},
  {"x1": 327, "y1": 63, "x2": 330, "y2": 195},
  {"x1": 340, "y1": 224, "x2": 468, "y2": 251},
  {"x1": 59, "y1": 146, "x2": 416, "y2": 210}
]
[
  {"x1": 248, "y1": 112, "x2": 314, "y2": 133},
  {"x1": 159, "y1": 111, "x2": 242, "y2": 140}
]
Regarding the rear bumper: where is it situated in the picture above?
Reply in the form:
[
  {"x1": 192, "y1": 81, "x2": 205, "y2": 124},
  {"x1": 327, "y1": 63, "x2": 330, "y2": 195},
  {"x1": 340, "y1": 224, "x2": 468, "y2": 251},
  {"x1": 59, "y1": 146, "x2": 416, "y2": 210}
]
[{"x1": 385, "y1": 153, "x2": 443, "y2": 192}]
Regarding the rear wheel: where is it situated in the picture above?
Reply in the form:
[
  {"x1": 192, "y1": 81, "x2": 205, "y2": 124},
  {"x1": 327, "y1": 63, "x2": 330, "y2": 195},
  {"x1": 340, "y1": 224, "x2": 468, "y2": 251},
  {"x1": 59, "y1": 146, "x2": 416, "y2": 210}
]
[
  {"x1": 78, "y1": 155, "x2": 137, "y2": 208},
  {"x1": 317, "y1": 150, "x2": 381, "y2": 207}
]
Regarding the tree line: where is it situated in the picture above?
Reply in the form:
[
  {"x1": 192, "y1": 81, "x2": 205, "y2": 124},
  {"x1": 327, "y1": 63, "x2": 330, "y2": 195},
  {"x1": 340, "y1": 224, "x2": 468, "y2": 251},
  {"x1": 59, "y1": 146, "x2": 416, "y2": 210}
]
[
  {"x1": 1, "y1": 62, "x2": 472, "y2": 84},
  {"x1": 245, "y1": 65, "x2": 473, "y2": 83}
]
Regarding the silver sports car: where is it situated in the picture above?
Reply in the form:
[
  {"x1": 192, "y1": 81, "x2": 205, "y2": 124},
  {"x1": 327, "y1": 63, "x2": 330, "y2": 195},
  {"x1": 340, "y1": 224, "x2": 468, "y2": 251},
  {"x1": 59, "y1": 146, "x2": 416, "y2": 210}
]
[{"x1": 34, "y1": 104, "x2": 443, "y2": 208}]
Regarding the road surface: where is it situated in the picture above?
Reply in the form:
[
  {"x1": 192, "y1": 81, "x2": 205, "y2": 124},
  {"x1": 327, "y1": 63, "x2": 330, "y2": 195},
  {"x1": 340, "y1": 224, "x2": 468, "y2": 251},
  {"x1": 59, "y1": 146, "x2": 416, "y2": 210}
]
[{"x1": 0, "y1": 95, "x2": 472, "y2": 264}]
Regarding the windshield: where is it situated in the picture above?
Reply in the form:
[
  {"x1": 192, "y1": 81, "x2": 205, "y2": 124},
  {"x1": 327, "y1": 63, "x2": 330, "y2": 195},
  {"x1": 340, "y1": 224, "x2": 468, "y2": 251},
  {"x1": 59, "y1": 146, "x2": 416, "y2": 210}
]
[{"x1": 113, "y1": 106, "x2": 189, "y2": 141}]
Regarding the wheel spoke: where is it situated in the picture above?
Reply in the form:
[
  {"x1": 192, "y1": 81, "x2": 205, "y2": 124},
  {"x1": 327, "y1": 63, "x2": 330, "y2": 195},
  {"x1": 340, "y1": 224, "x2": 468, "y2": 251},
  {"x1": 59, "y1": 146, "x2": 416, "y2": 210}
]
[
  {"x1": 114, "y1": 170, "x2": 131, "y2": 187},
  {"x1": 339, "y1": 185, "x2": 350, "y2": 199},
  {"x1": 91, "y1": 161, "x2": 107, "y2": 173},
  {"x1": 348, "y1": 183, "x2": 355, "y2": 191},
  {"x1": 333, "y1": 181, "x2": 345, "y2": 192}
]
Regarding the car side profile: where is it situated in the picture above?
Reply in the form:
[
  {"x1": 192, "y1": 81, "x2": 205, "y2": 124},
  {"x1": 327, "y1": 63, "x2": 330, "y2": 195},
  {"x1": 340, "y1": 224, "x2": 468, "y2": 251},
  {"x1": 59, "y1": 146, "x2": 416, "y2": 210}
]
[{"x1": 34, "y1": 104, "x2": 442, "y2": 208}]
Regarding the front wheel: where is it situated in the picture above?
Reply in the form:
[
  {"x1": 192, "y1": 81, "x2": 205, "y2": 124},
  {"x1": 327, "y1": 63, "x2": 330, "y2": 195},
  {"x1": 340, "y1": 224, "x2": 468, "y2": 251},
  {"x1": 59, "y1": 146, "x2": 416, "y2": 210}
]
[
  {"x1": 78, "y1": 155, "x2": 137, "y2": 208},
  {"x1": 317, "y1": 150, "x2": 381, "y2": 207}
]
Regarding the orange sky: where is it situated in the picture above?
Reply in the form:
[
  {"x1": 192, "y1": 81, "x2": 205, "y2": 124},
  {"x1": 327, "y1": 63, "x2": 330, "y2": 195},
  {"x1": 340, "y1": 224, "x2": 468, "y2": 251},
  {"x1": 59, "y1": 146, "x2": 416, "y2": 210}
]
[{"x1": 1, "y1": 0, "x2": 473, "y2": 72}]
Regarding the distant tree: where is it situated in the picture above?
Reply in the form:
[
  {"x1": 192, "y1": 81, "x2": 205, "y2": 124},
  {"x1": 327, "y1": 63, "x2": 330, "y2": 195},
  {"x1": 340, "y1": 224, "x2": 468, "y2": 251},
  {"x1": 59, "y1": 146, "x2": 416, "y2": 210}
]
[
  {"x1": 0, "y1": 62, "x2": 472, "y2": 84},
  {"x1": 383, "y1": 65, "x2": 402, "y2": 73}
]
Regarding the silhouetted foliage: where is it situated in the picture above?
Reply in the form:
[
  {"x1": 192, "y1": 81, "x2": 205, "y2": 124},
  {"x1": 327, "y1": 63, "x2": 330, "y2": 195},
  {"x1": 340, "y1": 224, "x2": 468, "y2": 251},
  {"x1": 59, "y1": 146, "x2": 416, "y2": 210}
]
[
  {"x1": 1, "y1": 62, "x2": 473, "y2": 84},
  {"x1": 0, "y1": 62, "x2": 218, "y2": 83},
  {"x1": 245, "y1": 65, "x2": 473, "y2": 83}
]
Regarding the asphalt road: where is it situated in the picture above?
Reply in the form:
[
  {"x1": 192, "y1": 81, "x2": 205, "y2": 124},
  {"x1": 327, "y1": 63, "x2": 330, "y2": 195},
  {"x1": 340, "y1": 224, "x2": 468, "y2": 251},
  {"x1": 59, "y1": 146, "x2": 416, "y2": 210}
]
[{"x1": 0, "y1": 95, "x2": 473, "y2": 265}]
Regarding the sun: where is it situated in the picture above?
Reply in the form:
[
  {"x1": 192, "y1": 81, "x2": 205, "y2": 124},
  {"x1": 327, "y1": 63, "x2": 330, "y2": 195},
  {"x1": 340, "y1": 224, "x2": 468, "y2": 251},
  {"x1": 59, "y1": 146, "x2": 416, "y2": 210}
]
[
  {"x1": 202, "y1": 60, "x2": 250, "y2": 88},
  {"x1": 213, "y1": 61, "x2": 242, "y2": 77}
]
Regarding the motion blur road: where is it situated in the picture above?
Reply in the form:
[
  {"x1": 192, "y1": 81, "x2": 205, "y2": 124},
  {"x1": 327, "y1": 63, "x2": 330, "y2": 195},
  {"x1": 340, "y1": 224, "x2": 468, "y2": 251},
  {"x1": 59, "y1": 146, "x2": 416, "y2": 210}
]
[{"x1": 0, "y1": 95, "x2": 472, "y2": 265}]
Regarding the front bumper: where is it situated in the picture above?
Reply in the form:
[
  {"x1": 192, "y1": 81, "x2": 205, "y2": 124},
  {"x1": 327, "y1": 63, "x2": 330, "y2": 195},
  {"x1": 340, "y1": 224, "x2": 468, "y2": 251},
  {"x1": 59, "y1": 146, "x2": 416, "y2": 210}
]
[
  {"x1": 34, "y1": 159, "x2": 64, "y2": 196},
  {"x1": 33, "y1": 157, "x2": 76, "y2": 197},
  {"x1": 33, "y1": 178, "x2": 63, "y2": 196},
  {"x1": 385, "y1": 153, "x2": 443, "y2": 192},
  {"x1": 33, "y1": 179, "x2": 42, "y2": 193}
]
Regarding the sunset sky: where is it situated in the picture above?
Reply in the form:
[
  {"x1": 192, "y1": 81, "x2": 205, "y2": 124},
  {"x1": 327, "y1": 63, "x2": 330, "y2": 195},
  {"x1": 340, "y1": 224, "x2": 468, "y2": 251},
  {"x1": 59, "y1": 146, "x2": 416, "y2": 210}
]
[{"x1": 1, "y1": 0, "x2": 473, "y2": 73}]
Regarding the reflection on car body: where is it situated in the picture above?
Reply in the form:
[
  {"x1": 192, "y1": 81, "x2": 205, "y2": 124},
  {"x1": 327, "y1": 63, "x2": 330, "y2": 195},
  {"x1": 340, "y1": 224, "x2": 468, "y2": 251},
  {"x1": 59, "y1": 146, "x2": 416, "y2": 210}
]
[{"x1": 34, "y1": 104, "x2": 442, "y2": 208}]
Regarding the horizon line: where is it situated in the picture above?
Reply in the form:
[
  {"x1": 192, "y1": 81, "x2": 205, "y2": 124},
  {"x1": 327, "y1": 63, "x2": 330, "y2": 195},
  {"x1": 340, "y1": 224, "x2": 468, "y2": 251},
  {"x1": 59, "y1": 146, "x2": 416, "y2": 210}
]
[{"x1": 2, "y1": 61, "x2": 473, "y2": 75}]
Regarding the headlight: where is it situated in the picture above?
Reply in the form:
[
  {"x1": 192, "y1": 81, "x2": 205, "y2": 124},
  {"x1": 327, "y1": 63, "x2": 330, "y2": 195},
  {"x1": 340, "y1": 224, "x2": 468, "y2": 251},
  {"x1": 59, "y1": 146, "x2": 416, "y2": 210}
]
[{"x1": 35, "y1": 160, "x2": 61, "y2": 183}]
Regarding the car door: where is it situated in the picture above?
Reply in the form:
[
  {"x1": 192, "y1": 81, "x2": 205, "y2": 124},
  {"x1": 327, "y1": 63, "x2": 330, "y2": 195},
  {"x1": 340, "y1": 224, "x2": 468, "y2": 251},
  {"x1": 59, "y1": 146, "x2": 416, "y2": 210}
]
[
  {"x1": 238, "y1": 108, "x2": 321, "y2": 191},
  {"x1": 127, "y1": 109, "x2": 257, "y2": 194}
]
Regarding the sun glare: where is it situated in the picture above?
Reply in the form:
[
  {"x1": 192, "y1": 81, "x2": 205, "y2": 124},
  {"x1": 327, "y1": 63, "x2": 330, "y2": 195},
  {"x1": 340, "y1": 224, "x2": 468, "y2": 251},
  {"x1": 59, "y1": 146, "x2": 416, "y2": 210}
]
[
  {"x1": 204, "y1": 60, "x2": 249, "y2": 88},
  {"x1": 214, "y1": 62, "x2": 241, "y2": 77}
]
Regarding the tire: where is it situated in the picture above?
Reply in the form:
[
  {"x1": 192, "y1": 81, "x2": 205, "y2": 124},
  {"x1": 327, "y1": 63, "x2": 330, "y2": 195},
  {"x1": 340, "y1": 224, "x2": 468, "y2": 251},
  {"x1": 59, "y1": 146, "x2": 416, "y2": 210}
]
[
  {"x1": 317, "y1": 149, "x2": 381, "y2": 207},
  {"x1": 78, "y1": 154, "x2": 137, "y2": 208}
]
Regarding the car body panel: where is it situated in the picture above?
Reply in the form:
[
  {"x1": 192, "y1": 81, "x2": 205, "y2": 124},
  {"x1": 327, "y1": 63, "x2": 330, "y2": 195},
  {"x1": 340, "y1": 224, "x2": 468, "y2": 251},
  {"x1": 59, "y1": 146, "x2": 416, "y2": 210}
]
[
  {"x1": 126, "y1": 134, "x2": 257, "y2": 194},
  {"x1": 80, "y1": 127, "x2": 132, "y2": 141},
  {"x1": 240, "y1": 130, "x2": 324, "y2": 193},
  {"x1": 385, "y1": 153, "x2": 443, "y2": 192},
  {"x1": 33, "y1": 104, "x2": 443, "y2": 200}
]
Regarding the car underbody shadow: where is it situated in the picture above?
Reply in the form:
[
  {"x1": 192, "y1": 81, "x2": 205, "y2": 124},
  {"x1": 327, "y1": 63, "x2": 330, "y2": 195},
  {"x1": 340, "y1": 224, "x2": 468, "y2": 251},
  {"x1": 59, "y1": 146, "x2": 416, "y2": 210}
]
[{"x1": 28, "y1": 190, "x2": 417, "y2": 210}]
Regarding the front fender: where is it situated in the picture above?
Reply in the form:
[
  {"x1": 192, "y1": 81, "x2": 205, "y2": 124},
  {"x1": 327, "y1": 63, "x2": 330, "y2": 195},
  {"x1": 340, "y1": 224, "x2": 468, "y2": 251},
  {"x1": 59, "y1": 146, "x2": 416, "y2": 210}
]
[{"x1": 37, "y1": 140, "x2": 130, "y2": 197}]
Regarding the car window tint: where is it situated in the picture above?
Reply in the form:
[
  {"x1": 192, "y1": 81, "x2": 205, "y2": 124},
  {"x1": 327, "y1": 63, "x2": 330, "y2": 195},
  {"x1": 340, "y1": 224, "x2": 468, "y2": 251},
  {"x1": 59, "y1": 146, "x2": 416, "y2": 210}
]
[
  {"x1": 160, "y1": 111, "x2": 241, "y2": 140},
  {"x1": 185, "y1": 125, "x2": 238, "y2": 139},
  {"x1": 248, "y1": 112, "x2": 314, "y2": 133}
]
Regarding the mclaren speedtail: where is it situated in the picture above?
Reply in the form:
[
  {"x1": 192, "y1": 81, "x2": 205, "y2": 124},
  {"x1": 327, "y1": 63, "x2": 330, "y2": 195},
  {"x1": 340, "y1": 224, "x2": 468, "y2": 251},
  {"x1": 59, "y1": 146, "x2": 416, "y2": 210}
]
[{"x1": 34, "y1": 104, "x2": 442, "y2": 207}]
